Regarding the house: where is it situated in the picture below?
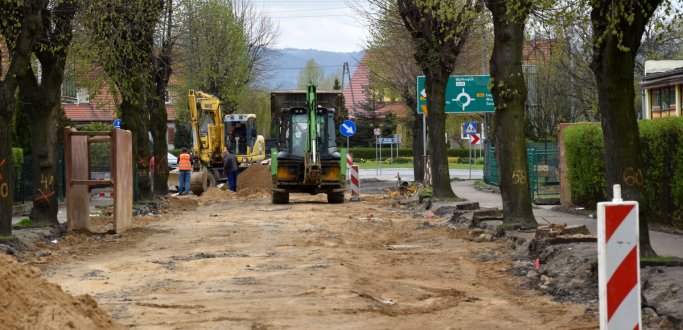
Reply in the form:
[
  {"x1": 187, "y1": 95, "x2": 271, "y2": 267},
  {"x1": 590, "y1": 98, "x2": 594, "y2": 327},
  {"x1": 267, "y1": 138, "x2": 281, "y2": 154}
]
[
  {"x1": 641, "y1": 60, "x2": 683, "y2": 119},
  {"x1": 342, "y1": 55, "x2": 370, "y2": 117},
  {"x1": 61, "y1": 84, "x2": 178, "y2": 149}
]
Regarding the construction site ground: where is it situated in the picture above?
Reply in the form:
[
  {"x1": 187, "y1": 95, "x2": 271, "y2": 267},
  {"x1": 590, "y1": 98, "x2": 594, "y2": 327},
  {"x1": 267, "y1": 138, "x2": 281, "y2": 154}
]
[{"x1": 7, "y1": 182, "x2": 604, "y2": 329}]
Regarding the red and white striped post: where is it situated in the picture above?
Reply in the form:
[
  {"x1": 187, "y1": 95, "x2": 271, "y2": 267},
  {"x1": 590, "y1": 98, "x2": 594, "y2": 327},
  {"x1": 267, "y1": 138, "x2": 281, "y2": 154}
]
[
  {"x1": 346, "y1": 152, "x2": 353, "y2": 181},
  {"x1": 597, "y1": 184, "x2": 641, "y2": 330},
  {"x1": 350, "y1": 165, "x2": 360, "y2": 201}
]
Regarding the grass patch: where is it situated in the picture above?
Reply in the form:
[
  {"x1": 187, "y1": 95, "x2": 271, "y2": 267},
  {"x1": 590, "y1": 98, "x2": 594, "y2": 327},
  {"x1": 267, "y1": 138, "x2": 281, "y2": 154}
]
[
  {"x1": 0, "y1": 235, "x2": 15, "y2": 241},
  {"x1": 12, "y1": 218, "x2": 32, "y2": 228},
  {"x1": 641, "y1": 256, "x2": 680, "y2": 263}
]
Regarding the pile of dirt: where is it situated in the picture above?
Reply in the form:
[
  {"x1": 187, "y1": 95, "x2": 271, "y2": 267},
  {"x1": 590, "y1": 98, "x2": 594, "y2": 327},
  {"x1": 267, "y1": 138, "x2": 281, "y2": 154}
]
[
  {"x1": 0, "y1": 254, "x2": 124, "y2": 329},
  {"x1": 202, "y1": 187, "x2": 235, "y2": 199},
  {"x1": 237, "y1": 164, "x2": 271, "y2": 191},
  {"x1": 236, "y1": 186, "x2": 271, "y2": 198},
  {"x1": 166, "y1": 195, "x2": 200, "y2": 212}
]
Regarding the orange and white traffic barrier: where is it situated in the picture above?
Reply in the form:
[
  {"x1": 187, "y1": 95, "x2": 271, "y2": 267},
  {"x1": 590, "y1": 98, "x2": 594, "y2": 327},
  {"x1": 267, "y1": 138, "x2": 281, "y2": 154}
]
[
  {"x1": 350, "y1": 164, "x2": 360, "y2": 201},
  {"x1": 597, "y1": 184, "x2": 641, "y2": 330}
]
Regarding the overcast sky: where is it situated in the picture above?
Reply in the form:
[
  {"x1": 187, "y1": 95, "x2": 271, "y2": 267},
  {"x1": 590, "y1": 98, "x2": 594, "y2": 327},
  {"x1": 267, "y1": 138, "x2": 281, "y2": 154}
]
[{"x1": 256, "y1": 0, "x2": 370, "y2": 52}]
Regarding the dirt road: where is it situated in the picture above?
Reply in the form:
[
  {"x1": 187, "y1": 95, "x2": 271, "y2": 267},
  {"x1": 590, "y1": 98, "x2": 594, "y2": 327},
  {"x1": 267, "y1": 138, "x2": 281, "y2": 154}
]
[{"x1": 44, "y1": 193, "x2": 597, "y2": 329}]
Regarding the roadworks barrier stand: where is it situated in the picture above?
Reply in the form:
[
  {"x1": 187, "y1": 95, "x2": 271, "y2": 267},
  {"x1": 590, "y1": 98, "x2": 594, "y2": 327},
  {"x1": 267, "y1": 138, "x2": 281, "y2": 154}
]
[
  {"x1": 347, "y1": 152, "x2": 360, "y2": 201},
  {"x1": 597, "y1": 184, "x2": 641, "y2": 329}
]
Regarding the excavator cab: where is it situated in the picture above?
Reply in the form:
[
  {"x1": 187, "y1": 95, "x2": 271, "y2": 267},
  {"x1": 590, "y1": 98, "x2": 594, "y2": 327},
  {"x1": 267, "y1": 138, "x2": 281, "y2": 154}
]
[
  {"x1": 270, "y1": 84, "x2": 347, "y2": 204},
  {"x1": 224, "y1": 114, "x2": 257, "y2": 154},
  {"x1": 223, "y1": 114, "x2": 266, "y2": 166}
]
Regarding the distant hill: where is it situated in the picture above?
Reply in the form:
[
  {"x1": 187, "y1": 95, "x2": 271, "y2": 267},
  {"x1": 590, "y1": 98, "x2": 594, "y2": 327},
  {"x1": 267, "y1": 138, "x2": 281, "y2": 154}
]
[{"x1": 258, "y1": 48, "x2": 365, "y2": 90}]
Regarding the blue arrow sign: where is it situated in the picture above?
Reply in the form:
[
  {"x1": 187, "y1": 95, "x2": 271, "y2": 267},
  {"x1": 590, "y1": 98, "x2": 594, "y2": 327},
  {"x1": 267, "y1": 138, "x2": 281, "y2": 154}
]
[
  {"x1": 464, "y1": 122, "x2": 477, "y2": 134},
  {"x1": 113, "y1": 119, "x2": 122, "y2": 129},
  {"x1": 340, "y1": 120, "x2": 356, "y2": 137}
]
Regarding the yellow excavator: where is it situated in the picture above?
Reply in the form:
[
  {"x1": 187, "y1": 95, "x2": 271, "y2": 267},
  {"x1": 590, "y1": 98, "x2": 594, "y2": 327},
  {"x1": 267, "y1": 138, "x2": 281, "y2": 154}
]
[{"x1": 181, "y1": 90, "x2": 266, "y2": 195}]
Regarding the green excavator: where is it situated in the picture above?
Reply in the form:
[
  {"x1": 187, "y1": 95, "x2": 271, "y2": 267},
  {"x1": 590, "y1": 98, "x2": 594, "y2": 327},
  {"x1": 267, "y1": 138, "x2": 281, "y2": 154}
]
[{"x1": 270, "y1": 84, "x2": 347, "y2": 204}]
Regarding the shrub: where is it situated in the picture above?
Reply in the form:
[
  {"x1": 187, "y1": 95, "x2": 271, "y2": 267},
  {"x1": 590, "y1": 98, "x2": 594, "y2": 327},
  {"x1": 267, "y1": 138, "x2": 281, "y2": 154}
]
[
  {"x1": 475, "y1": 157, "x2": 485, "y2": 165},
  {"x1": 563, "y1": 118, "x2": 683, "y2": 227},
  {"x1": 563, "y1": 124, "x2": 606, "y2": 208}
]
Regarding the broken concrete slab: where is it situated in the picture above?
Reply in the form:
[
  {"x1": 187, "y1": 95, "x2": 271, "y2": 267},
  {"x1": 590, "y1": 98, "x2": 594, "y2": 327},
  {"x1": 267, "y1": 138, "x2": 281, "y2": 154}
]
[{"x1": 455, "y1": 202, "x2": 480, "y2": 210}]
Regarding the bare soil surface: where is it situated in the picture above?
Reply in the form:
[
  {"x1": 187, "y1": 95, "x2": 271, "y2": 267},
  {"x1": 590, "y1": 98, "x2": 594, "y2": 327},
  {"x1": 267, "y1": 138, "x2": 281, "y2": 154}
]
[
  {"x1": 0, "y1": 254, "x2": 124, "y2": 330},
  {"x1": 40, "y1": 193, "x2": 597, "y2": 329}
]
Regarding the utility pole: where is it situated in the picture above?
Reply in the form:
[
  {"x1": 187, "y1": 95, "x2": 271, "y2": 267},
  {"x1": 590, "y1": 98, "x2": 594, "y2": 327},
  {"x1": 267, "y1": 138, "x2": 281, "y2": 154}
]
[{"x1": 188, "y1": 0, "x2": 194, "y2": 90}]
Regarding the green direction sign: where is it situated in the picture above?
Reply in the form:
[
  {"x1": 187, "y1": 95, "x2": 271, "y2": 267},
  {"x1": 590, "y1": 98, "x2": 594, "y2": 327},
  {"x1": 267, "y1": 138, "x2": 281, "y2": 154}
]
[{"x1": 417, "y1": 75, "x2": 494, "y2": 114}]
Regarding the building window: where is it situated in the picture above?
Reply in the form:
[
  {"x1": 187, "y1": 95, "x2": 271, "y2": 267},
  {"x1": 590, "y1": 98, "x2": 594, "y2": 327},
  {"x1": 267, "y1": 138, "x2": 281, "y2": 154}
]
[
  {"x1": 651, "y1": 86, "x2": 677, "y2": 113},
  {"x1": 76, "y1": 88, "x2": 90, "y2": 104}
]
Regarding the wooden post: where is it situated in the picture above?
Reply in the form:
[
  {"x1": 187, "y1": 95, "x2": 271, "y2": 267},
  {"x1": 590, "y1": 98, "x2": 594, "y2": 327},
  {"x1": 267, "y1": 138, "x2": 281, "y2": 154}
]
[
  {"x1": 65, "y1": 128, "x2": 90, "y2": 230},
  {"x1": 112, "y1": 129, "x2": 133, "y2": 232}
]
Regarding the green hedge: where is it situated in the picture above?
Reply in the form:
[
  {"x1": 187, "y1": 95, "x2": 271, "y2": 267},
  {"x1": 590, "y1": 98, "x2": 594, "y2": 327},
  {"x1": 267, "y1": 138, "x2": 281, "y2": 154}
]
[
  {"x1": 349, "y1": 148, "x2": 470, "y2": 160},
  {"x1": 564, "y1": 118, "x2": 683, "y2": 227},
  {"x1": 563, "y1": 124, "x2": 606, "y2": 207}
]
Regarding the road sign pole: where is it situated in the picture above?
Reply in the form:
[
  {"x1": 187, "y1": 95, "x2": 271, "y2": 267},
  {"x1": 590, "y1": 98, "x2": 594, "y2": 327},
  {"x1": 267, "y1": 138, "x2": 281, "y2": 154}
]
[
  {"x1": 469, "y1": 137, "x2": 472, "y2": 180},
  {"x1": 379, "y1": 140, "x2": 382, "y2": 176},
  {"x1": 375, "y1": 137, "x2": 379, "y2": 176},
  {"x1": 422, "y1": 113, "x2": 427, "y2": 182},
  {"x1": 390, "y1": 141, "x2": 393, "y2": 164}
]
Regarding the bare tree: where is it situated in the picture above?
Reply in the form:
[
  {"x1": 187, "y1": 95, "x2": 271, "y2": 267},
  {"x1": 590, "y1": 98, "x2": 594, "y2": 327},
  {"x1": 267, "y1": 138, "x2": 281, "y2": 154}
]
[
  {"x1": 353, "y1": 0, "x2": 425, "y2": 182},
  {"x1": 232, "y1": 0, "x2": 279, "y2": 84},
  {"x1": 397, "y1": 0, "x2": 482, "y2": 198}
]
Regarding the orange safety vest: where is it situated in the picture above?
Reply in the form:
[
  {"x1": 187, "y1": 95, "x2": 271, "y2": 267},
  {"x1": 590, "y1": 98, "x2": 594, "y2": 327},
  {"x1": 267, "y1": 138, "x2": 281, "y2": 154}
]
[{"x1": 178, "y1": 153, "x2": 192, "y2": 171}]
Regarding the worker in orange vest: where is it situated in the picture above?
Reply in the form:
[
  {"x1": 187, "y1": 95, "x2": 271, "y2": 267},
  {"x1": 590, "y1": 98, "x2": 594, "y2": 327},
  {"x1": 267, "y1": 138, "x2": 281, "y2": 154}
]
[{"x1": 177, "y1": 147, "x2": 192, "y2": 195}]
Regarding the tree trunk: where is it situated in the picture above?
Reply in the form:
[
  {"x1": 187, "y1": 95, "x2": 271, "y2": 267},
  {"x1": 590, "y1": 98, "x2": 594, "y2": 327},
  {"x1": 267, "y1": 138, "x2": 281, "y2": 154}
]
[
  {"x1": 486, "y1": 0, "x2": 537, "y2": 228},
  {"x1": 0, "y1": 0, "x2": 46, "y2": 236},
  {"x1": 0, "y1": 98, "x2": 14, "y2": 236},
  {"x1": 409, "y1": 101, "x2": 425, "y2": 183},
  {"x1": 590, "y1": 0, "x2": 659, "y2": 257},
  {"x1": 121, "y1": 93, "x2": 152, "y2": 202},
  {"x1": 27, "y1": 100, "x2": 59, "y2": 226},
  {"x1": 425, "y1": 69, "x2": 456, "y2": 198},
  {"x1": 150, "y1": 97, "x2": 169, "y2": 196},
  {"x1": 19, "y1": 59, "x2": 65, "y2": 226}
]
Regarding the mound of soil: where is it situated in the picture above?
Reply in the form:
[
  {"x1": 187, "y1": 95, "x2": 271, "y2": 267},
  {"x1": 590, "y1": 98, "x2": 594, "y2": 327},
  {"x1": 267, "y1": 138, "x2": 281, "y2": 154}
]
[
  {"x1": 202, "y1": 187, "x2": 235, "y2": 199},
  {"x1": 237, "y1": 164, "x2": 271, "y2": 191},
  {"x1": 0, "y1": 254, "x2": 124, "y2": 329},
  {"x1": 236, "y1": 187, "x2": 271, "y2": 198}
]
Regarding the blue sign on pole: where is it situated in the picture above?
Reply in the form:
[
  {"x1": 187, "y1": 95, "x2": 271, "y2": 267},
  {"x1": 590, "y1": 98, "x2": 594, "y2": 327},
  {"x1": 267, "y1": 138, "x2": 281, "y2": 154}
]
[
  {"x1": 113, "y1": 119, "x2": 122, "y2": 129},
  {"x1": 464, "y1": 122, "x2": 477, "y2": 135},
  {"x1": 340, "y1": 120, "x2": 356, "y2": 137}
]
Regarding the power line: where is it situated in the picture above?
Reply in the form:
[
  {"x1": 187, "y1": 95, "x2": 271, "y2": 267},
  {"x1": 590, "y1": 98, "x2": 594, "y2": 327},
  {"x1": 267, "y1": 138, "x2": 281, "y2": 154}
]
[
  {"x1": 276, "y1": 64, "x2": 358, "y2": 70},
  {"x1": 271, "y1": 14, "x2": 357, "y2": 18},
  {"x1": 268, "y1": 7, "x2": 349, "y2": 13}
]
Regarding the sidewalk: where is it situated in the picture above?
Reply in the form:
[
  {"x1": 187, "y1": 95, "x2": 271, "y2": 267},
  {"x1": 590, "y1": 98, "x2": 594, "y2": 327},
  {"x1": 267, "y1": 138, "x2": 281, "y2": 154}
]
[{"x1": 451, "y1": 180, "x2": 683, "y2": 259}]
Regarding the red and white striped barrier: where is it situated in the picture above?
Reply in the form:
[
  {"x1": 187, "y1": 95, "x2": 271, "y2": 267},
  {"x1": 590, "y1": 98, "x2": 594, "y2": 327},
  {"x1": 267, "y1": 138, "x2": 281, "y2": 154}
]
[
  {"x1": 98, "y1": 192, "x2": 115, "y2": 198},
  {"x1": 597, "y1": 184, "x2": 641, "y2": 330},
  {"x1": 350, "y1": 165, "x2": 360, "y2": 201}
]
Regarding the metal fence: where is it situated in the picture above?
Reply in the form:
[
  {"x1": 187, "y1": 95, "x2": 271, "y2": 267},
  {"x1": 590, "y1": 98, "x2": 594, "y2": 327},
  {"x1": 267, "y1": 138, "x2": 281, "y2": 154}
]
[
  {"x1": 12, "y1": 148, "x2": 67, "y2": 204},
  {"x1": 484, "y1": 143, "x2": 560, "y2": 200}
]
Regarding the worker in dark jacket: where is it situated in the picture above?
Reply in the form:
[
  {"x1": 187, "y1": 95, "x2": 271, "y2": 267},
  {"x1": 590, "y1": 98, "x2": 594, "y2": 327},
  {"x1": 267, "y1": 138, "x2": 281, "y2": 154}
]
[{"x1": 223, "y1": 150, "x2": 239, "y2": 192}]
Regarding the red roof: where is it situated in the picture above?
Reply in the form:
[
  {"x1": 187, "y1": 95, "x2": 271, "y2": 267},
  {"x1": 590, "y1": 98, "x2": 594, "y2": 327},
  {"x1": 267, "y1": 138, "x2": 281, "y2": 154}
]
[
  {"x1": 377, "y1": 103, "x2": 411, "y2": 119},
  {"x1": 343, "y1": 54, "x2": 370, "y2": 117},
  {"x1": 62, "y1": 104, "x2": 176, "y2": 122},
  {"x1": 61, "y1": 82, "x2": 176, "y2": 122}
]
